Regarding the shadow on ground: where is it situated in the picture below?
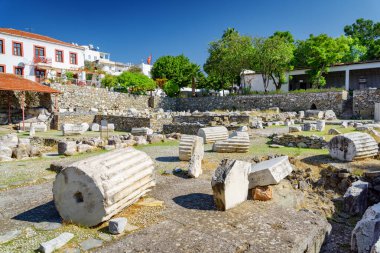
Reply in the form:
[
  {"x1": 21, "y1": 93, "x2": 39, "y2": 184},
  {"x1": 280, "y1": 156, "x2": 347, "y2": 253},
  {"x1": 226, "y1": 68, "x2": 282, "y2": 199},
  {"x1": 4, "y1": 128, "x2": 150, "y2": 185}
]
[
  {"x1": 12, "y1": 201, "x2": 61, "y2": 223},
  {"x1": 300, "y1": 154, "x2": 336, "y2": 166},
  {"x1": 173, "y1": 193, "x2": 216, "y2": 211},
  {"x1": 155, "y1": 156, "x2": 180, "y2": 162}
]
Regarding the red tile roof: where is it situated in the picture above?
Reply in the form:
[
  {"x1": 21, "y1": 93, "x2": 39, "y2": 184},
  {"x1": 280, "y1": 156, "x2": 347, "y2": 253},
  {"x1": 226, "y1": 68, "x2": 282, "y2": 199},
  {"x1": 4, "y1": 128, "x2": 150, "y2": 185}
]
[
  {"x1": 0, "y1": 73, "x2": 61, "y2": 93},
  {"x1": 0, "y1": 28, "x2": 83, "y2": 49}
]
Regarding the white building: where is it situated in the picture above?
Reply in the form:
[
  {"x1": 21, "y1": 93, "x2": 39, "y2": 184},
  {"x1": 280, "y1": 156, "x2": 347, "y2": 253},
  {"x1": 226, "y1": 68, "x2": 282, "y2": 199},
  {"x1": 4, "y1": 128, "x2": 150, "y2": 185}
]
[
  {"x1": 0, "y1": 28, "x2": 86, "y2": 83},
  {"x1": 83, "y1": 44, "x2": 152, "y2": 77},
  {"x1": 241, "y1": 61, "x2": 380, "y2": 92}
]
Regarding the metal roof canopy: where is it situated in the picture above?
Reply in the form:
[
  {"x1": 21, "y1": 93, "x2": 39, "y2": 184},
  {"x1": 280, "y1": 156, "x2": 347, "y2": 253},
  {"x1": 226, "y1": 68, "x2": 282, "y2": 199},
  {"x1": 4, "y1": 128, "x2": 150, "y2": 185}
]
[{"x1": 0, "y1": 73, "x2": 61, "y2": 130}]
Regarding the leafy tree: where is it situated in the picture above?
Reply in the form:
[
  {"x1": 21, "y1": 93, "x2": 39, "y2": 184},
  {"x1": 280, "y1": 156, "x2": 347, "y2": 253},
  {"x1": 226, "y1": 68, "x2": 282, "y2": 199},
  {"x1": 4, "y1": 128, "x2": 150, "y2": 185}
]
[
  {"x1": 251, "y1": 36, "x2": 294, "y2": 91},
  {"x1": 151, "y1": 55, "x2": 194, "y2": 88},
  {"x1": 204, "y1": 28, "x2": 254, "y2": 91},
  {"x1": 117, "y1": 71, "x2": 156, "y2": 94},
  {"x1": 101, "y1": 74, "x2": 118, "y2": 87},
  {"x1": 344, "y1": 18, "x2": 380, "y2": 60},
  {"x1": 270, "y1": 31, "x2": 295, "y2": 44},
  {"x1": 293, "y1": 34, "x2": 350, "y2": 87},
  {"x1": 163, "y1": 80, "x2": 180, "y2": 97}
]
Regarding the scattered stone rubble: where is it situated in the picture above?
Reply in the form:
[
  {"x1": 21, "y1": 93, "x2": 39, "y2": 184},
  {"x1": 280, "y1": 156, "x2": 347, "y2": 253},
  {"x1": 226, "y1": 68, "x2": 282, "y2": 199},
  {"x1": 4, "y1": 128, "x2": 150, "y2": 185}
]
[
  {"x1": 272, "y1": 134, "x2": 327, "y2": 149},
  {"x1": 0, "y1": 133, "x2": 41, "y2": 161},
  {"x1": 53, "y1": 148, "x2": 155, "y2": 227}
]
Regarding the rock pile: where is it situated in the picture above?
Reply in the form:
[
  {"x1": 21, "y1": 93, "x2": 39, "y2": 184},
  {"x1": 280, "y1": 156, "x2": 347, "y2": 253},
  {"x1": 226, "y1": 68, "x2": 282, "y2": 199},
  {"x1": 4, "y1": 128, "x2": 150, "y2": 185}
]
[
  {"x1": 0, "y1": 133, "x2": 41, "y2": 161},
  {"x1": 272, "y1": 134, "x2": 327, "y2": 149}
]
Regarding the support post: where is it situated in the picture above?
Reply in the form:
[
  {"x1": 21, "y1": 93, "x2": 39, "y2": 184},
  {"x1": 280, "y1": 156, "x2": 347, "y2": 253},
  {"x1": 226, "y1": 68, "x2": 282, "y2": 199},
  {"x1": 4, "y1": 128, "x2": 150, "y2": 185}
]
[
  {"x1": 55, "y1": 94, "x2": 58, "y2": 113},
  {"x1": 8, "y1": 93, "x2": 11, "y2": 125},
  {"x1": 345, "y1": 69, "x2": 350, "y2": 91},
  {"x1": 21, "y1": 92, "x2": 25, "y2": 131}
]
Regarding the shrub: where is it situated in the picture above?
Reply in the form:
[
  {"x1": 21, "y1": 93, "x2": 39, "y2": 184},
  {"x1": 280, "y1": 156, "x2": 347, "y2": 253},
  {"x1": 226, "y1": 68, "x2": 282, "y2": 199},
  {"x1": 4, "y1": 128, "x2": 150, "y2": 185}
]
[
  {"x1": 163, "y1": 80, "x2": 180, "y2": 97},
  {"x1": 117, "y1": 71, "x2": 156, "y2": 94}
]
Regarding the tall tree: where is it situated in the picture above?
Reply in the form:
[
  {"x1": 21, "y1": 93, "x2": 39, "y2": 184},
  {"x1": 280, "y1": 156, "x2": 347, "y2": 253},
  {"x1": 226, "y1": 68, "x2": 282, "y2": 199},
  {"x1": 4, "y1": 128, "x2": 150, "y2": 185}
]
[
  {"x1": 344, "y1": 18, "x2": 380, "y2": 60},
  {"x1": 251, "y1": 36, "x2": 294, "y2": 92},
  {"x1": 293, "y1": 34, "x2": 351, "y2": 87},
  {"x1": 204, "y1": 28, "x2": 254, "y2": 91}
]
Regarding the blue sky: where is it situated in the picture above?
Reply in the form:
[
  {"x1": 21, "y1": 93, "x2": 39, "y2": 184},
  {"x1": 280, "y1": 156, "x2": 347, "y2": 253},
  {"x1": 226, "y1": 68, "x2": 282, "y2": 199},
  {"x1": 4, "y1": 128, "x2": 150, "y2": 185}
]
[{"x1": 1, "y1": 0, "x2": 380, "y2": 66}]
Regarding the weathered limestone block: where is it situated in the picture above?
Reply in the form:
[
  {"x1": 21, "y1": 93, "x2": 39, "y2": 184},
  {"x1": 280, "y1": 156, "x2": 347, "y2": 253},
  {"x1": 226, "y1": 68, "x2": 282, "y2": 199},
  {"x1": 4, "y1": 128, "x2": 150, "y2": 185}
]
[
  {"x1": 188, "y1": 137, "x2": 204, "y2": 178},
  {"x1": 147, "y1": 134, "x2": 165, "y2": 144},
  {"x1": 352, "y1": 203, "x2": 380, "y2": 253},
  {"x1": 62, "y1": 123, "x2": 88, "y2": 136},
  {"x1": 298, "y1": 111, "x2": 305, "y2": 119},
  {"x1": 324, "y1": 110, "x2": 337, "y2": 120},
  {"x1": 316, "y1": 120, "x2": 326, "y2": 131},
  {"x1": 344, "y1": 180, "x2": 369, "y2": 216},
  {"x1": 328, "y1": 133, "x2": 378, "y2": 161},
  {"x1": 248, "y1": 156, "x2": 293, "y2": 188},
  {"x1": 58, "y1": 141, "x2": 77, "y2": 156},
  {"x1": 368, "y1": 129, "x2": 380, "y2": 143},
  {"x1": 179, "y1": 135, "x2": 204, "y2": 161},
  {"x1": 91, "y1": 123, "x2": 100, "y2": 132},
  {"x1": 212, "y1": 131, "x2": 250, "y2": 153},
  {"x1": 133, "y1": 136, "x2": 147, "y2": 145},
  {"x1": 305, "y1": 110, "x2": 324, "y2": 119},
  {"x1": 13, "y1": 144, "x2": 31, "y2": 159},
  {"x1": 131, "y1": 127, "x2": 153, "y2": 136},
  {"x1": 197, "y1": 126, "x2": 229, "y2": 144},
  {"x1": 77, "y1": 144, "x2": 94, "y2": 153},
  {"x1": 39, "y1": 232, "x2": 74, "y2": 253},
  {"x1": 109, "y1": 217, "x2": 128, "y2": 235},
  {"x1": 303, "y1": 123, "x2": 317, "y2": 131},
  {"x1": 0, "y1": 146, "x2": 12, "y2": 159},
  {"x1": 375, "y1": 103, "x2": 380, "y2": 122},
  {"x1": 0, "y1": 133, "x2": 18, "y2": 148},
  {"x1": 211, "y1": 159, "x2": 251, "y2": 211},
  {"x1": 341, "y1": 121, "x2": 348, "y2": 128},
  {"x1": 328, "y1": 128, "x2": 342, "y2": 135},
  {"x1": 289, "y1": 126, "x2": 302, "y2": 133},
  {"x1": 29, "y1": 126, "x2": 35, "y2": 137},
  {"x1": 53, "y1": 148, "x2": 155, "y2": 227}
]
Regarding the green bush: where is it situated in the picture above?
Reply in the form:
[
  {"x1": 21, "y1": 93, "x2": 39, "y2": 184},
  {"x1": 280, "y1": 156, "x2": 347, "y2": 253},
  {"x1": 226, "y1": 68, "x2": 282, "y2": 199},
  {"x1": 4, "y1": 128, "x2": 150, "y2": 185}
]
[
  {"x1": 65, "y1": 71, "x2": 74, "y2": 79},
  {"x1": 117, "y1": 71, "x2": 156, "y2": 94},
  {"x1": 163, "y1": 80, "x2": 180, "y2": 97},
  {"x1": 101, "y1": 74, "x2": 118, "y2": 88}
]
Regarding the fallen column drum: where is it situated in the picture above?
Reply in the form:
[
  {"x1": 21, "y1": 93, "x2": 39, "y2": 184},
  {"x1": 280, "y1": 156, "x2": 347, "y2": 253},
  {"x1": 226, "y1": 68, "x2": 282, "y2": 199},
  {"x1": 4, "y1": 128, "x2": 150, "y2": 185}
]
[
  {"x1": 53, "y1": 148, "x2": 155, "y2": 227},
  {"x1": 197, "y1": 126, "x2": 229, "y2": 144},
  {"x1": 212, "y1": 131, "x2": 250, "y2": 153},
  {"x1": 328, "y1": 132, "x2": 378, "y2": 161},
  {"x1": 179, "y1": 135, "x2": 204, "y2": 161}
]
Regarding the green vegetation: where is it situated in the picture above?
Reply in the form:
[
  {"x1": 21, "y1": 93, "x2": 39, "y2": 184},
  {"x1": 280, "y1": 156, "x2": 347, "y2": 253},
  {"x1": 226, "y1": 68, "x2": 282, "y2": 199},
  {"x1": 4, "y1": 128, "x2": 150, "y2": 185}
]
[
  {"x1": 101, "y1": 74, "x2": 118, "y2": 87},
  {"x1": 151, "y1": 55, "x2": 202, "y2": 97},
  {"x1": 117, "y1": 71, "x2": 156, "y2": 94}
]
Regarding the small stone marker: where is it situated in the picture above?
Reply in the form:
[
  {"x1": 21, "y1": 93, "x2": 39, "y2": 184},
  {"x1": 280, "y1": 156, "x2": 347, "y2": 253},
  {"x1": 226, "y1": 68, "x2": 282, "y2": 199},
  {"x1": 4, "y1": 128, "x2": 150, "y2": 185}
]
[
  {"x1": 29, "y1": 125, "x2": 35, "y2": 137},
  {"x1": 328, "y1": 128, "x2": 341, "y2": 135},
  {"x1": 79, "y1": 238, "x2": 103, "y2": 251},
  {"x1": 109, "y1": 217, "x2": 128, "y2": 234},
  {"x1": 0, "y1": 230, "x2": 21, "y2": 244},
  {"x1": 39, "y1": 232, "x2": 74, "y2": 253},
  {"x1": 91, "y1": 123, "x2": 100, "y2": 131},
  {"x1": 252, "y1": 186, "x2": 272, "y2": 201},
  {"x1": 351, "y1": 203, "x2": 380, "y2": 253},
  {"x1": 316, "y1": 120, "x2": 326, "y2": 131},
  {"x1": 58, "y1": 141, "x2": 76, "y2": 156},
  {"x1": 211, "y1": 159, "x2": 251, "y2": 211},
  {"x1": 248, "y1": 156, "x2": 293, "y2": 188},
  {"x1": 303, "y1": 123, "x2": 317, "y2": 131},
  {"x1": 188, "y1": 136, "x2": 204, "y2": 178},
  {"x1": 344, "y1": 180, "x2": 369, "y2": 216}
]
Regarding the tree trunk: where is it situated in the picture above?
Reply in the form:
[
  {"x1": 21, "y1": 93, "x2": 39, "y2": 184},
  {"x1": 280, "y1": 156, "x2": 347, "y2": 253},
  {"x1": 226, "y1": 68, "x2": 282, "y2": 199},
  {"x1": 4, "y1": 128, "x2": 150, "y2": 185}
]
[{"x1": 192, "y1": 77, "x2": 196, "y2": 97}]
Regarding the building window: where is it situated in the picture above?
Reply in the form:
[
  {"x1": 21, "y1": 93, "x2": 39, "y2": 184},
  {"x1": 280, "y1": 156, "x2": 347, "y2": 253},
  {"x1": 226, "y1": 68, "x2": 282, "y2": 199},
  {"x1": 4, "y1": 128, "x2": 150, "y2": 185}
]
[
  {"x1": 0, "y1": 65, "x2": 5, "y2": 73},
  {"x1": 34, "y1": 46, "x2": 45, "y2": 57},
  {"x1": 0, "y1": 39, "x2": 4, "y2": 54},
  {"x1": 70, "y1": 52, "x2": 77, "y2": 65},
  {"x1": 55, "y1": 50, "x2": 64, "y2": 62},
  {"x1": 14, "y1": 66, "x2": 23, "y2": 76},
  {"x1": 12, "y1": 41, "x2": 23, "y2": 56}
]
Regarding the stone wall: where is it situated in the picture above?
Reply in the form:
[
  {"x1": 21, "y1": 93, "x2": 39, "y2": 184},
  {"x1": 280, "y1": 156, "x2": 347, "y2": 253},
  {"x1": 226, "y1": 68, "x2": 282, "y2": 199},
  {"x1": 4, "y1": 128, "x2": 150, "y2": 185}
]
[
  {"x1": 157, "y1": 91, "x2": 347, "y2": 115},
  {"x1": 51, "y1": 83, "x2": 151, "y2": 111},
  {"x1": 172, "y1": 115, "x2": 250, "y2": 125},
  {"x1": 353, "y1": 89, "x2": 380, "y2": 118},
  {"x1": 51, "y1": 113, "x2": 96, "y2": 130},
  {"x1": 162, "y1": 123, "x2": 204, "y2": 135}
]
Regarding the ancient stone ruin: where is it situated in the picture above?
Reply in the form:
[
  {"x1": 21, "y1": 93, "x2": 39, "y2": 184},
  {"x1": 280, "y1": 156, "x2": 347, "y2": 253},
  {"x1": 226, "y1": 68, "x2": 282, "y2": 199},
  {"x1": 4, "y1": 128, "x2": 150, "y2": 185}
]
[
  {"x1": 212, "y1": 130, "x2": 250, "y2": 153},
  {"x1": 178, "y1": 135, "x2": 204, "y2": 161},
  {"x1": 328, "y1": 132, "x2": 379, "y2": 161},
  {"x1": 53, "y1": 148, "x2": 155, "y2": 227},
  {"x1": 197, "y1": 126, "x2": 228, "y2": 144},
  {"x1": 187, "y1": 136, "x2": 204, "y2": 178}
]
